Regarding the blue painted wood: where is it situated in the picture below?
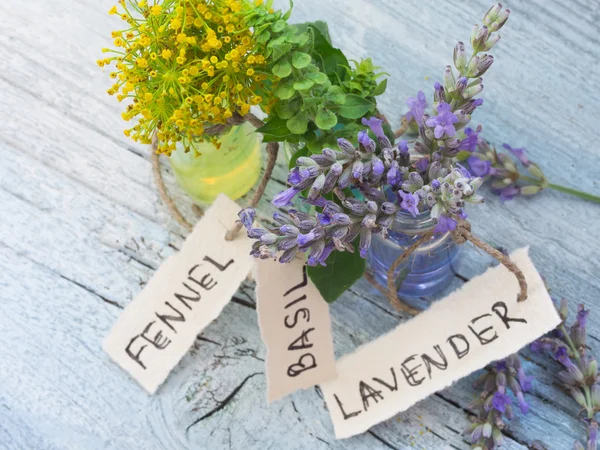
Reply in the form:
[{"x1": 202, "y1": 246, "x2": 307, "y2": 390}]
[{"x1": 0, "y1": 0, "x2": 598, "y2": 448}]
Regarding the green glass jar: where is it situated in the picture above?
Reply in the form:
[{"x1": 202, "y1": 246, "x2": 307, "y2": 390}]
[{"x1": 168, "y1": 122, "x2": 262, "y2": 204}]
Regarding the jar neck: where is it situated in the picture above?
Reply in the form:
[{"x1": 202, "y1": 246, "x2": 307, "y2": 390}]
[{"x1": 392, "y1": 210, "x2": 437, "y2": 235}]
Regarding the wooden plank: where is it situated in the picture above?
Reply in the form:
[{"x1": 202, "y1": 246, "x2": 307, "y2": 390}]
[{"x1": 1, "y1": 0, "x2": 599, "y2": 448}]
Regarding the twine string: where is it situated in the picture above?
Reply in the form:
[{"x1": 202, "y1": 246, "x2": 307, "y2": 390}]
[
  {"x1": 150, "y1": 112, "x2": 278, "y2": 238},
  {"x1": 151, "y1": 137, "x2": 193, "y2": 232},
  {"x1": 224, "y1": 140, "x2": 279, "y2": 241},
  {"x1": 382, "y1": 220, "x2": 528, "y2": 315},
  {"x1": 394, "y1": 116, "x2": 409, "y2": 139}
]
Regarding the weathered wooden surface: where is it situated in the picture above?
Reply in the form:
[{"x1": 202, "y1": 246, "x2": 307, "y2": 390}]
[{"x1": 1, "y1": 0, "x2": 599, "y2": 448}]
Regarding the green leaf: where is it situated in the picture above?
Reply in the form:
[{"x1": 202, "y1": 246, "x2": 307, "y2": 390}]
[
  {"x1": 272, "y1": 19, "x2": 286, "y2": 33},
  {"x1": 373, "y1": 78, "x2": 388, "y2": 96},
  {"x1": 282, "y1": 0, "x2": 293, "y2": 21},
  {"x1": 329, "y1": 94, "x2": 374, "y2": 119},
  {"x1": 307, "y1": 250, "x2": 366, "y2": 303},
  {"x1": 306, "y1": 72, "x2": 329, "y2": 84},
  {"x1": 287, "y1": 110, "x2": 309, "y2": 134},
  {"x1": 272, "y1": 43, "x2": 293, "y2": 61},
  {"x1": 276, "y1": 98, "x2": 301, "y2": 119},
  {"x1": 296, "y1": 32, "x2": 310, "y2": 46},
  {"x1": 325, "y1": 85, "x2": 346, "y2": 104},
  {"x1": 286, "y1": 26, "x2": 310, "y2": 46},
  {"x1": 348, "y1": 81, "x2": 364, "y2": 92},
  {"x1": 272, "y1": 58, "x2": 292, "y2": 78},
  {"x1": 315, "y1": 108, "x2": 337, "y2": 130},
  {"x1": 276, "y1": 80, "x2": 296, "y2": 100},
  {"x1": 257, "y1": 116, "x2": 292, "y2": 140},
  {"x1": 309, "y1": 25, "x2": 349, "y2": 82},
  {"x1": 256, "y1": 30, "x2": 271, "y2": 44},
  {"x1": 308, "y1": 20, "x2": 332, "y2": 43},
  {"x1": 307, "y1": 139, "x2": 324, "y2": 153},
  {"x1": 268, "y1": 34, "x2": 288, "y2": 48},
  {"x1": 301, "y1": 96, "x2": 320, "y2": 110},
  {"x1": 292, "y1": 52, "x2": 312, "y2": 69},
  {"x1": 293, "y1": 78, "x2": 315, "y2": 91},
  {"x1": 381, "y1": 119, "x2": 395, "y2": 143}
]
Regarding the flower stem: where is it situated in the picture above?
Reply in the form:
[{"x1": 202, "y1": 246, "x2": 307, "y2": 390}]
[
  {"x1": 547, "y1": 183, "x2": 600, "y2": 204},
  {"x1": 561, "y1": 325, "x2": 595, "y2": 419},
  {"x1": 585, "y1": 386, "x2": 595, "y2": 419},
  {"x1": 560, "y1": 324, "x2": 580, "y2": 360},
  {"x1": 517, "y1": 176, "x2": 600, "y2": 204}
]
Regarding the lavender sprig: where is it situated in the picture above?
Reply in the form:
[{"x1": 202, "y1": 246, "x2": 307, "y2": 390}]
[
  {"x1": 464, "y1": 355, "x2": 532, "y2": 449},
  {"x1": 467, "y1": 139, "x2": 600, "y2": 204},
  {"x1": 239, "y1": 189, "x2": 399, "y2": 266},
  {"x1": 240, "y1": 4, "x2": 508, "y2": 267},
  {"x1": 532, "y1": 299, "x2": 599, "y2": 450}
]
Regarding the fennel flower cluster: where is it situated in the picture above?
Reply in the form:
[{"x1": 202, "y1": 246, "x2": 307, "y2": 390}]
[{"x1": 99, "y1": 0, "x2": 277, "y2": 155}]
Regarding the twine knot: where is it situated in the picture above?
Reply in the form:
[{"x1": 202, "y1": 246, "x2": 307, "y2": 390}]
[
  {"x1": 379, "y1": 219, "x2": 529, "y2": 316},
  {"x1": 203, "y1": 112, "x2": 248, "y2": 137},
  {"x1": 450, "y1": 219, "x2": 471, "y2": 245}
]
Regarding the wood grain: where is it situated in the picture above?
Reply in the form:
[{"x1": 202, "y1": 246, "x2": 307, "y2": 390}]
[{"x1": 1, "y1": 0, "x2": 599, "y2": 448}]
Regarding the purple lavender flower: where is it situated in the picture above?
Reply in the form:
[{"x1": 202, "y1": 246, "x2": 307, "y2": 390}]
[
  {"x1": 457, "y1": 126, "x2": 481, "y2": 152},
  {"x1": 467, "y1": 154, "x2": 492, "y2": 177},
  {"x1": 503, "y1": 143, "x2": 530, "y2": 166},
  {"x1": 288, "y1": 168, "x2": 303, "y2": 185},
  {"x1": 272, "y1": 187, "x2": 300, "y2": 207},
  {"x1": 433, "y1": 81, "x2": 446, "y2": 103},
  {"x1": 515, "y1": 391, "x2": 530, "y2": 414},
  {"x1": 398, "y1": 140, "x2": 409, "y2": 154},
  {"x1": 415, "y1": 157, "x2": 429, "y2": 173},
  {"x1": 361, "y1": 117, "x2": 385, "y2": 140},
  {"x1": 497, "y1": 185, "x2": 520, "y2": 202},
  {"x1": 297, "y1": 231, "x2": 318, "y2": 247},
  {"x1": 434, "y1": 215, "x2": 457, "y2": 233},
  {"x1": 589, "y1": 421, "x2": 598, "y2": 449},
  {"x1": 317, "y1": 212, "x2": 331, "y2": 225},
  {"x1": 531, "y1": 340, "x2": 553, "y2": 353},
  {"x1": 466, "y1": 353, "x2": 531, "y2": 448},
  {"x1": 518, "y1": 368, "x2": 534, "y2": 392},
  {"x1": 372, "y1": 157, "x2": 384, "y2": 177},
  {"x1": 359, "y1": 228, "x2": 371, "y2": 258},
  {"x1": 426, "y1": 102, "x2": 459, "y2": 138},
  {"x1": 534, "y1": 299, "x2": 600, "y2": 450},
  {"x1": 314, "y1": 242, "x2": 335, "y2": 266},
  {"x1": 491, "y1": 391, "x2": 511, "y2": 413},
  {"x1": 554, "y1": 346, "x2": 570, "y2": 363},
  {"x1": 358, "y1": 130, "x2": 376, "y2": 153},
  {"x1": 463, "y1": 97, "x2": 484, "y2": 115},
  {"x1": 386, "y1": 161, "x2": 403, "y2": 186},
  {"x1": 406, "y1": 90, "x2": 428, "y2": 124},
  {"x1": 399, "y1": 190, "x2": 420, "y2": 217},
  {"x1": 495, "y1": 360, "x2": 508, "y2": 371},
  {"x1": 577, "y1": 304, "x2": 589, "y2": 328},
  {"x1": 238, "y1": 207, "x2": 256, "y2": 229}
]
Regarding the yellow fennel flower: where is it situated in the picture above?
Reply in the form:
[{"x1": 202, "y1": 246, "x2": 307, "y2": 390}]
[{"x1": 100, "y1": 0, "x2": 278, "y2": 155}]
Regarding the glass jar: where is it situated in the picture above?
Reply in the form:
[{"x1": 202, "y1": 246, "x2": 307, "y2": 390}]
[
  {"x1": 367, "y1": 210, "x2": 460, "y2": 302},
  {"x1": 168, "y1": 122, "x2": 262, "y2": 204}
]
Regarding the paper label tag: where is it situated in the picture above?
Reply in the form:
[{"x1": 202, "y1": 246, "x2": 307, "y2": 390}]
[
  {"x1": 103, "y1": 194, "x2": 254, "y2": 394},
  {"x1": 320, "y1": 247, "x2": 560, "y2": 439},
  {"x1": 256, "y1": 257, "x2": 337, "y2": 402}
]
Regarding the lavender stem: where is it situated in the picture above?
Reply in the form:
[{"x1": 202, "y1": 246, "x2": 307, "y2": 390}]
[
  {"x1": 547, "y1": 183, "x2": 600, "y2": 204},
  {"x1": 560, "y1": 324, "x2": 580, "y2": 361}
]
